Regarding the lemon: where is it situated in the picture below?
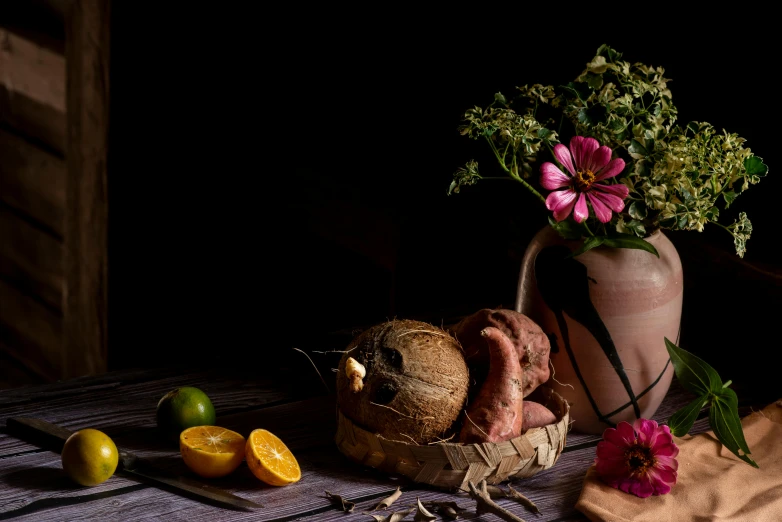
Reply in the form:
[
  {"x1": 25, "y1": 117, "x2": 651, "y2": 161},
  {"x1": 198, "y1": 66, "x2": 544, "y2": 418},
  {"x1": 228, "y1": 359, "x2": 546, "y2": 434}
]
[
  {"x1": 246, "y1": 429, "x2": 301, "y2": 486},
  {"x1": 179, "y1": 426, "x2": 245, "y2": 478},
  {"x1": 61, "y1": 428, "x2": 119, "y2": 486},
  {"x1": 156, "y1": 387, "x2": 216, "y2": 441}
]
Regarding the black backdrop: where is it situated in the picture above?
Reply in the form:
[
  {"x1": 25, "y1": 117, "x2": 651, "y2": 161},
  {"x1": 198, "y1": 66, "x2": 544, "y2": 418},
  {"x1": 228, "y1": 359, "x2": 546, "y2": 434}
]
[{"x1": 108, "y1": 6, "x2": 778, "y2": 371}]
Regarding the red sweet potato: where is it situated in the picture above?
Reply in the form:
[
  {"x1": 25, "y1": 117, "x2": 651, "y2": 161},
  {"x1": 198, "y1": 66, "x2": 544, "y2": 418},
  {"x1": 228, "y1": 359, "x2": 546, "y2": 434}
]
[
  {"x1": 521, "y1": 401, "x2": 557, "y2": 433},
  {"x1": 450, "y1": 308, "x2": 550, "y2": 398},
  {"x1": 458, "y1": 327, "x2": 524, "y2": 444}
]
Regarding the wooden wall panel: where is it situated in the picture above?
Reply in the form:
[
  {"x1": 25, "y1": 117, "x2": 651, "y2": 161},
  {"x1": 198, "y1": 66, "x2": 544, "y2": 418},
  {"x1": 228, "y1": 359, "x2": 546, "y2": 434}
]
[
  {"x1": 63, "y1": 0, "x2": 110, "y2": 379},
  {"x1": 0, "y1": 27, "x2": 67, "y2": 153},
  {"x1": 0, "y1": 128, "x2": 66, "y2": 235},
  {"x1": 0, "y1": 208, "x2": 63, "y2": 310},
  {"x1": 0, "y1": 278, "x2": 62, "y2": 381}
]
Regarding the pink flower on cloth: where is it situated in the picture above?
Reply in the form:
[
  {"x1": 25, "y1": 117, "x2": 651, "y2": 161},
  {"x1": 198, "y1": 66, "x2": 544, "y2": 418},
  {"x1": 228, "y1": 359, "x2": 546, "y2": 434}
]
[
  {"x1": 540, "y1": 136, "x2": 629, "y2": 223},
  {"x1": 595, "y1": 418, "x2": 679, "y2": 498}
]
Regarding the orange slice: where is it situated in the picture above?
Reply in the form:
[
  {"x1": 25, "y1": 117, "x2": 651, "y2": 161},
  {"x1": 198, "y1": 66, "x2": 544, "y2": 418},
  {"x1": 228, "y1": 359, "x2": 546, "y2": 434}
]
[
  {"x1": 179, "y1": 426, "x2": 246, "y2": 478},
  {"x1": 245, "y1": 429, "x2": 301, "y2": 486}
]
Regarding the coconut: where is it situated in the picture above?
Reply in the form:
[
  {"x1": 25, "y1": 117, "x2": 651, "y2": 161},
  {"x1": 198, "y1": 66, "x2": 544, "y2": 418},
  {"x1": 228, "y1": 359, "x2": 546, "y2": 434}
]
[{"x1": 336, "y1": 319, "x2": 469, "y2": 444}]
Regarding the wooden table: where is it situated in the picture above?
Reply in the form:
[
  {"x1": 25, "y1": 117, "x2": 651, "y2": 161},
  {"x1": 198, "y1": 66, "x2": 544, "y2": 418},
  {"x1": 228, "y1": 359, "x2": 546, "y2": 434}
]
[{"x1": 0, "y1": 361, "x2": 768, "y2": 521}]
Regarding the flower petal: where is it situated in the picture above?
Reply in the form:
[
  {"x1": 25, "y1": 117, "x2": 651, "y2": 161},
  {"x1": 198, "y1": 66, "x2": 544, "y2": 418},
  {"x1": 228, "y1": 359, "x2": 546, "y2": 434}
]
[
  {"x1": 596, "y1": 440, "x2": 626, "y2": 458},
  {"x1": 540, "y1": 162, "x2": 572, "y2": 190},
  {"x1": 553, "y1": 144, "x2": 576, "y2": 176},
  {"x1": 633, "y1": 419, "x2": 659, "y2": 444},
  {"x1": 570, "y1": 136, "x2": 599, "y2": 171},
  {"x1": 604, "y1": 422, "x2": 636, "y2": 447},
  {"x1": 589, "y1": 146, "x2": 612, "y2": 172},
  {"x1": 546, "y1": 189, "x2": 577, "y2": 222},
  {"x1": 592, "y1": 182, "x2": 630, "y2": 200},
  {"x1": 590, "y1": 187, "x2": 627, "y2": 213},
  {"x1": 594, "y1": 158, "x2": 626, "y2": 181},
  {"x1": 587, "y1": 193, "x2": 613, "y2": 223},
  {"x1": 573, "y1": 193, "x2": 588, "y2": 222}
]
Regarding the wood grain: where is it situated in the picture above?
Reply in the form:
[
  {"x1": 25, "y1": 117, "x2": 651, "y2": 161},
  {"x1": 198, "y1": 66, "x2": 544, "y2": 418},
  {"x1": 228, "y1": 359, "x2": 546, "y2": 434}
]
[
  {"x1": 0, "y1": 207, "x2": 63, "y2": 309},
  {"x1": 0, "y1": 128, "x2": 66, "y2": 235},
  {"x1": 0, "y1": 371, "x2": 325, "y2": 457},
  {"x1": 0, "y1": 278, "x2": 62, "y2": 382},
  {"x1": 62, "y1": 0, "x2": 110, "y2": 379},
  {"x1": 0, "y1": 28, "x2": 67, "y2": 153},
  {"x1": 0, "y1": 364, "x2": 772, "y2": 521}
]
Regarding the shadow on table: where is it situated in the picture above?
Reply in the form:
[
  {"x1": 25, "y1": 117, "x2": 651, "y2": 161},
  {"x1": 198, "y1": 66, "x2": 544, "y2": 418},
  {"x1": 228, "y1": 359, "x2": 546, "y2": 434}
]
[{"x1": 0, "y1": 467, "x2": 78, "y2": 492}]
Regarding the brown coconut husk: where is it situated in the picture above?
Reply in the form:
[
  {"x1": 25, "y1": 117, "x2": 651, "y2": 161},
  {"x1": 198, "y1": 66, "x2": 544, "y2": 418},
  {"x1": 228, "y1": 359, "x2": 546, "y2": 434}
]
[{"x1": 335, "y1": 319, "x2": 470, "y2": 445}]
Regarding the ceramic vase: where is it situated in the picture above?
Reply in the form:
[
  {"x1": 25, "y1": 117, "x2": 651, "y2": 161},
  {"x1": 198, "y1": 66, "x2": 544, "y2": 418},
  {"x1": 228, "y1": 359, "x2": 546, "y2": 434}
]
[{"x1": 515, "y1": 226, "x2": 682, "y2": 434}]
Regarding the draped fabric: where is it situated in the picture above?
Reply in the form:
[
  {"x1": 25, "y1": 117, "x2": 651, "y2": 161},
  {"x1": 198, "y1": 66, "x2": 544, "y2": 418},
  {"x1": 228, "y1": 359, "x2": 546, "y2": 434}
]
[{"x1": 576, "y1": 399, "x2": 782, "y2": 521}]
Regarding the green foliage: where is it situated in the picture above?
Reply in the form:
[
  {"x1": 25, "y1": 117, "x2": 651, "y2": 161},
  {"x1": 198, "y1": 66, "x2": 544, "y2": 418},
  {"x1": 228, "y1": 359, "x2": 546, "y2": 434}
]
[
  {"x1": 450, "y1": 45, "x2": 769, "y2": 257},
  {"x1": 664, "y1": 338, "x2": 758, "y2": 468}
]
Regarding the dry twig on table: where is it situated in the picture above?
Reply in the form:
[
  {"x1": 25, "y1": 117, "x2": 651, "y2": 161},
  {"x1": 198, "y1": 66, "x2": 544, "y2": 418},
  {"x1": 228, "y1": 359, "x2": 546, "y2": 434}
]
[{"x1": 467, "y1": 480, "x2": 527, "y2": 522}]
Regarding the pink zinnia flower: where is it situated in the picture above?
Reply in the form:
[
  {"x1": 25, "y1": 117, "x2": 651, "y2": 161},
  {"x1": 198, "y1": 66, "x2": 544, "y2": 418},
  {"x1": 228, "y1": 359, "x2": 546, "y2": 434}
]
[
  {"x1": 595, "y1": 418, "x2": 679, "y2": 498},
  {"x1": 540, "y1": 136, "x2": 629, "y2": 223}
]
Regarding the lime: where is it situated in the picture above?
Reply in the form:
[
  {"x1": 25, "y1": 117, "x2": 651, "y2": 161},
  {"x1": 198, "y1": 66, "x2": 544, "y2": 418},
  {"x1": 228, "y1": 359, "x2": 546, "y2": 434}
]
[
  {"x1": 156, "y1": 387, "x2": 216, "y2": 441},
  {"x1": 61, "y1": 428, "x2": 119, "y2": 486}
]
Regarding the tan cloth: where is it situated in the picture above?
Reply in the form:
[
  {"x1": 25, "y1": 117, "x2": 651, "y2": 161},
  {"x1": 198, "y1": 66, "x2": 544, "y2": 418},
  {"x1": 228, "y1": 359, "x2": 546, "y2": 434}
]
[{"x1": 576, "y1": 399, "x2": 782, "y2": 521}]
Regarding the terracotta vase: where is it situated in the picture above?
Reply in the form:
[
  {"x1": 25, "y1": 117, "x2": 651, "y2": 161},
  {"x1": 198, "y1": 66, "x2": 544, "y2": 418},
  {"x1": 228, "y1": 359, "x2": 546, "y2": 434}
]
[{"x1": 515, "y1": 226, "x2": 682, "y2": 434}]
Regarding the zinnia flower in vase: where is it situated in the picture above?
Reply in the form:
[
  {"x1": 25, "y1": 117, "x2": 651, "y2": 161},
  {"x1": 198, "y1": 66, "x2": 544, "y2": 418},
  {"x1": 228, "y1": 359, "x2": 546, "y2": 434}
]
[
  {"x1": 595, "y1": 418, "x2": 679, "y2": 498},
  {"x1": 540, "y1": 136, "x2": 629, "y2": 223}
]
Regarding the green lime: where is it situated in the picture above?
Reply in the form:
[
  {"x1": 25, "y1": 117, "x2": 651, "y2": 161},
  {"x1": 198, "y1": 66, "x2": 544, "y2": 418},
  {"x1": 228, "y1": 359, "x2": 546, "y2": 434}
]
[
  {"x1": 156, "y1": 386, "x2": 216, "y2": 441},
  {"x1": 61, "y1": 428, "x2": 119, "y2": 486}
]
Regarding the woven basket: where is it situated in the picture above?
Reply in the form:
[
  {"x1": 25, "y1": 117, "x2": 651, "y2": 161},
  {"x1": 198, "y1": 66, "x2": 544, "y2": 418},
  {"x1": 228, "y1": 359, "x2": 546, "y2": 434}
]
[{"x1": 335, "y1": 386, "x2": 570, "y2": 490}]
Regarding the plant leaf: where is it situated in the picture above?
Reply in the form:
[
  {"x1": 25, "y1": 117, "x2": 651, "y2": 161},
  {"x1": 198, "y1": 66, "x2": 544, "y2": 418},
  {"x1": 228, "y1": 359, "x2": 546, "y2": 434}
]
[
  {"x1": 664, "y1": 338, "x2": 722, "y2": 396},
  {"x1": 567, "y1": 236, "x2": 604, "y2": 257},
  {"x1": 710, "y1": 387, "x2": 758, "y2": 468},
  {"x1": 602, "y1": 234, "x2": 659, "y2": 257},
  {"x1": 667, "y1": 395, "x2": 707, "y2": 437},
  {"x1": 322, "y1": 491, "x2": 355, "y2": 512},
  {"x1": 414, "y1": 498, "x2": 436, "y2": 522},
  {"x1": 548, "y1": 216, "x2": 587, "y2": 240},
  {"x1": 744, "y1": 155, "x2": 768, "y2": 176},
  {"x1": 373, "y1": 487, "x2": 402, "y2": 510}
]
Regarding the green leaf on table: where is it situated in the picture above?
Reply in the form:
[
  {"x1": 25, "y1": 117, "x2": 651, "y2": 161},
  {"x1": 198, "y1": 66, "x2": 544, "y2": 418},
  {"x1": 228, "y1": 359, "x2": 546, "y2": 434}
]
[
  {"x1": 602, "y1": 233, "x2": 659, "y2": 257},
  {"x1": 710, "y1": 387, "x2": 758, "y2": 468},
  {"x1": 567, "y1": 236, "x2": 604, "y2": 257},
  {"x1": 664, "y1": 338, "x2": 723, "y2": 396},
  {"x1": 667, "y1": 395, "x2": 707, "y2": 437}
]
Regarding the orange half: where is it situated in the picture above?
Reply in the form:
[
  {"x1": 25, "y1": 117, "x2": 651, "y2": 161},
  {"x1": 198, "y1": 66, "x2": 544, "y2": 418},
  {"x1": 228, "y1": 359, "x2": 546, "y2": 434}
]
[
  {"x1": 245, "y1": 429, "x2": 301, "y2": 486},
  {"x1": 179, "y1": 426, "x2": 245, "y2": 478}
]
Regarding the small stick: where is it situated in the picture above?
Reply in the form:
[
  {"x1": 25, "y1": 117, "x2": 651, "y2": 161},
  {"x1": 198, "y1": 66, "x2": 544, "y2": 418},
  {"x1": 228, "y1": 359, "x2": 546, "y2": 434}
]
[
  {"x1": 292, "y1": 348, "x2": 331, "y2": 394},
  {"x1": 467, "y1": 480, "x2": 527, "y2": 522}
]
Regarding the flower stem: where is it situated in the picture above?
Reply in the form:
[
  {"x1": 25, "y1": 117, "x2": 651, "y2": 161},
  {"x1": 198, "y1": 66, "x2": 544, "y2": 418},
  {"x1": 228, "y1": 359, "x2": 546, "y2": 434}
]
[{"x1": 484, "y1": 136, "x2": 546, "y2": 205}]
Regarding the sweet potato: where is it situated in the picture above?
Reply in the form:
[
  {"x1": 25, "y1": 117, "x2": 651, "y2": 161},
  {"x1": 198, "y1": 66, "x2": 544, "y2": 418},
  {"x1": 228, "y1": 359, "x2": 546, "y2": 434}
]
[
  {"x1": 521, "y1": 401, "x2": 557, "y2": 432},
  {"x1": 458, "y1": 327, "x2": 524, "y2": 444},
  {"x1": 450, "y1": 308, "x2": 550, "y2": 398}
]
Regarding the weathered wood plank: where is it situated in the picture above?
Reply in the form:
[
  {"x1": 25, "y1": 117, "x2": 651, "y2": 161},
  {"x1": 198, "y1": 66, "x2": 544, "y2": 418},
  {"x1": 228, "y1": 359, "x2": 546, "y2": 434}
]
[
  {"x1": 0, "y1": 207, "x2": 63, "y2": 309},
  {"x1": 0, "y1": 278, "x2": 62, "y2": 382},
  {"x1": 61, "y1": 0, "x2": 110, "y2": 379},
  {"x1": 0, "y1": 28, "x2": 66, "y2": 153},
  {"x1": 0, "y1": 371, "x2": 326, "y2": 457},
  {"x1": 0, "y1": 128, "x2": 66, "y2": 234}
]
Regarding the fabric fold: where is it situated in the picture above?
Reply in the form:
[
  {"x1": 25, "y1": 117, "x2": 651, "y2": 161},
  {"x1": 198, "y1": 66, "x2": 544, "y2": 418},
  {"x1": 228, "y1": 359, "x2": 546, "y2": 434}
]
[{"x1": 576, "y1": 399, "x2": 782, "y2": 522}]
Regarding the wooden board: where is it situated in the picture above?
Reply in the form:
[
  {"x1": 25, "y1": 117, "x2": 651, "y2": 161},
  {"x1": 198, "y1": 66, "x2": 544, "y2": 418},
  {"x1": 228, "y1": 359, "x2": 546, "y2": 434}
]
[
  {"x1": 62, "y1": 0, "x2": 110, "y2": 379},
  {"x1": 0, "y1": 207, "x2": 63, "y2": 310},
  {"x1": 0, "y1": 278, "x2": 62, "y2": 381},
  {"x1": 0, "y1": 127, "x2": 66, "y2": 235},
  {"x1": 0, "y1": 362, "x2": 760, "y2": 521},
  {"x1": 0, "y1": 27, "x2": 66, "y2": 153}
]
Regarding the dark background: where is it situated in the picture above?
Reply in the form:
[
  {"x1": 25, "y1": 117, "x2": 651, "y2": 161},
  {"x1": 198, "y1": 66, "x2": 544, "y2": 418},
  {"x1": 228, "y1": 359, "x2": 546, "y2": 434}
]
[{"x1": 107, "y1": 7, "x2": 778, "y2": 383}]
